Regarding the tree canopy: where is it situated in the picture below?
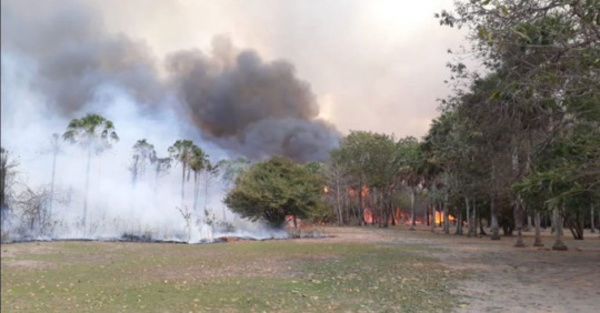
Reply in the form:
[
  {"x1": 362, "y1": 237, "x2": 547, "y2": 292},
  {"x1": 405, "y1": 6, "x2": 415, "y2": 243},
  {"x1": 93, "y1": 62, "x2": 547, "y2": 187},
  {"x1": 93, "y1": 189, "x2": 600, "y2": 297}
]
[{"x1": 224, "y1": 157, "x2": 325, "y2": 227}]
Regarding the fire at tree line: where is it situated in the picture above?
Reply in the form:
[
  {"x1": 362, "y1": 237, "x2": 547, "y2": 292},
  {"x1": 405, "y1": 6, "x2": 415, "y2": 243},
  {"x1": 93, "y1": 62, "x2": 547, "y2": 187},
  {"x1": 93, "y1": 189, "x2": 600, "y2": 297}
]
[{"x1": 1, "y1": 0, "x2": 599, "y2": 249}]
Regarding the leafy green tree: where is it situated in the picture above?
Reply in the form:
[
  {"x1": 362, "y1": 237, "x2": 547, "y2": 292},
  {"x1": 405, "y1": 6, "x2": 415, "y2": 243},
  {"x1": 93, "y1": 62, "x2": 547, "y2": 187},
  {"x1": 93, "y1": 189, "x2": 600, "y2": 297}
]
[
  {"x1": 330, "y1": 131, "x2": 373, "y2": 225},
  {"x1": 323, "y1": 157, "x2": 351, "y2": 225},
  {"x1": 395, "y1": 136, "x2": 424, "y2": 230},
  {"x1": 224, "y1": 157, "x2": 325, "y2": 228},
  {"x1": 63, "y1": 113, "x2": 118, "y2": 228},
  {"x1": 330, "y1": 131, "x2": 398, "y2": 226},
  {"x1": 436, "y1": 0, "x2": 599, "y2": 248}
]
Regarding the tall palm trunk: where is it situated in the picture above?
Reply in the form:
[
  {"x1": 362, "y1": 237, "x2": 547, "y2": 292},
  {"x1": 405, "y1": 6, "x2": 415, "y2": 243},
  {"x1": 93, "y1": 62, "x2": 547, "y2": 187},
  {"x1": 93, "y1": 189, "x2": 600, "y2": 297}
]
[
  {"x1": 552, "y1": 207, "x2": 567, "y2": 251},
  {"x1": 192, "y1": 172, "x2": 200, "y2": 214},
  {"x1": 82, "y1": 148, "x2": 92, "y2": 230},
  {"x1": 203, "y1": 174, "x2": 210, "y2": 210},
  {"x1": 180, "y1": 163, "x2": 186, "y2": 209},
  {"x1": 48, "y1": 150, "x2": 57, "y2": 221},
  {"x1": 533, "y1": 211, "x2": 543, "y2": 247},
  {"x1": 409, "y1": 187, "x2": 416, "y2": 231}
]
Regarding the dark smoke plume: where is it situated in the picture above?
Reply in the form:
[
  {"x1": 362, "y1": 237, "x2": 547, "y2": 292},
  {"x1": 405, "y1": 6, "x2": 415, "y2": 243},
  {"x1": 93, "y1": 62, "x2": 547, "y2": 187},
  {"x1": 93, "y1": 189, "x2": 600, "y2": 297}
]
[
  {"x1": 166, "y1": 37, "x2": 340, "y2": 162},
  {"x1": 2, "y1": 1, "x2": 340, "y2": 162},
  {"x1": 1, "y1": 1, "x2": 164, "y2": 117}
]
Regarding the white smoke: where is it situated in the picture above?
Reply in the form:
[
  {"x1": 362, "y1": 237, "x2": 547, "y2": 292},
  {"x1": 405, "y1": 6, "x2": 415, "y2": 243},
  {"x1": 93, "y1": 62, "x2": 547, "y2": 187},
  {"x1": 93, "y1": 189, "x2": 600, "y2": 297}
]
[{"x1": 0, "y1": 47, "x2": 286, "y2": 244}]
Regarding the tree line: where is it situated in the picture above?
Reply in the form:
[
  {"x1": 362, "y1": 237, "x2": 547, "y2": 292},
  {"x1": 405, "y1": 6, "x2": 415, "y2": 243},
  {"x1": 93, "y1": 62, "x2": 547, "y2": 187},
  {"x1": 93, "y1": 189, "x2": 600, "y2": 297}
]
[{"x1": 227, "y1": 0, "x2": 600, "y2": 251}]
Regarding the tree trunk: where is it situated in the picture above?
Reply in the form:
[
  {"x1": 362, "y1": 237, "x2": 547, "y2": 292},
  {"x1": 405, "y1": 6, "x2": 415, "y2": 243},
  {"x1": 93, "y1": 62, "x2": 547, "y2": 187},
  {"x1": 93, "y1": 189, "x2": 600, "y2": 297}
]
[
  {"x1": 358, "y1": 179, "x2": 364, "y2": 226},
  {"x1": 533, "y1": 211, "x2": 543, "y2": 247},
  {"x1": 82, "y1": 148, "x2": 92, "y2": 230},
  {"x1": 203, "y1": 173, "x2": 212, "y2": 210},
  {"x1": 192, "y1": 173, "x2": 199, "y2": 214},
  {"x1": 567, "y1": 211, "x2": 584, "y2": 240},
  {"x1": 514, "y1": 199, "x2": 526, "y2": 247},
  {"x1": 438, "y1": 202, "x2": 443, "y2": 227},
  {"x1": 390, "y1": 186, "x2": 396, "y2": 226},
  {"x1": 466, "y1": 197, "x2": 476, "y2": 237},
  {"x1": 465, "y1": 197, "x2": 471, "y2": 237},
  {"x1": 590, "y1": 205, "x2": 595, "y2": 233},
  {"x1": 479, "y1": 205, "x2": 487, "y2": 236},
  {"x1": 525, "y1": 214, "x2": 532, "y2": 232},
  {"x1": 409, "y1": 187, "x2": 416, "y2": 231},
  {"x1": 469, "y1": 198, "x2": 477, "y2": 237},
  {"x1": 430, "y1": 203, "x2": 436, "y2": 233},
  {"x1": 180, "y1": 163, "x2": 186, "y2": 210},
  {"x1": 336, "y1": 184, "x2": 343, "y2": 226},
  {"x1": 443, "y1": 203, "x2": 450, "y2": 234},
  {"x1": 490, "y1": 192, "x2": 500, "y2": 240},
  {"x1": 551, "y1": 208, "x2": 567, "y2": 251},
  {"x1": 455, "y1": 210, "x2": 463, "y2": 235},
  {"x1": 48, "y1": 151, "x2": 57, "y2": 223},
  {"x1": 511, "y1": 144, "x2": 525, "y2": 247}
]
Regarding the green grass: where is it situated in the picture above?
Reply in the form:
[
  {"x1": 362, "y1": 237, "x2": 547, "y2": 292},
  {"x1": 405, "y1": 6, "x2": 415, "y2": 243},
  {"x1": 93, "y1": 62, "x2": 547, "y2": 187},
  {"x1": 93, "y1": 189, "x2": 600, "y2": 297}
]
[{"x1": 1, "y1": 232, "x2": 463, "y2": 312}]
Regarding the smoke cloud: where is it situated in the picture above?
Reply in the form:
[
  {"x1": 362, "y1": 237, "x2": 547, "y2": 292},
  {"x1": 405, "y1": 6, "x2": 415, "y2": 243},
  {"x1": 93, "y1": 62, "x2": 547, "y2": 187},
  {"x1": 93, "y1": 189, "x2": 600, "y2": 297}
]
[
  {"x1": 1, "y1": 1, "x2": 165, "y2": 117},
  {"x1": 2, "y1": 0, "x2": 335, "y2": 242},
  {"x1": 166, "y1": 38, "x2": 340, "y2": 161},
  {"x1": 1, "y1": 0, "x2": 339, "y2": 162}
]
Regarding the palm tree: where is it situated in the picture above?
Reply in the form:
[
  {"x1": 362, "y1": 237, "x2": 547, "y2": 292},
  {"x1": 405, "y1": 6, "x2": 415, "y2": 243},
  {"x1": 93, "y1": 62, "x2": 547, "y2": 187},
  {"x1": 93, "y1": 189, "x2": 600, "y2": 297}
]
[
  {"x1": 168, "y1": 140, "x2": 196, "y2": 209},
  {"x1": 153, "y1": 157, "x2": 172, "y2": 192},
  {"x1": 63, "y1": 113, "x2": 119, "y2": 229},
  {"x1": 189, "y1": 146, "x2": 208, "y2": 214},
  {"x1": 130, "y1": 139, "x2": 157, "y2": 188}
]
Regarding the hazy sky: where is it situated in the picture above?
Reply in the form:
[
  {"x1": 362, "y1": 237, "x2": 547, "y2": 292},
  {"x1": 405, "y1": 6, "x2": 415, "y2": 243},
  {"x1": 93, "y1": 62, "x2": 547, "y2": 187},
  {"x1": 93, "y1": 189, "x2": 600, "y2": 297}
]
[
  {"x1": 2, "y1": 0, "x2": 467, "y2": 139},
  {"x1": 90, "y1": 0, "x2": 467, "y2": 138}
]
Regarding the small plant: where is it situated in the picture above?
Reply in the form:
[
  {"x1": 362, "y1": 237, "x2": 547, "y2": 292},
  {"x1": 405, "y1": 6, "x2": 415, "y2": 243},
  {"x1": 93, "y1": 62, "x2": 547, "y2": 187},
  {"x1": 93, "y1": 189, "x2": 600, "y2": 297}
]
[
  {"x1": 176, "y1": 206, "x2": 193, "y2": 242},
  {"x1": 121, "y1": 231, "x2": 153, "y2": 242},
  {"x1": 215, "y1": 221, "x2": 236, "y2": 233}
]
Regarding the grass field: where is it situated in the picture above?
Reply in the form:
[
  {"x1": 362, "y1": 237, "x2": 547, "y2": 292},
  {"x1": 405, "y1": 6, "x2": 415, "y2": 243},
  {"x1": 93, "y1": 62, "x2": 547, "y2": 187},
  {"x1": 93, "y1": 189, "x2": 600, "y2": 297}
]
[{"x1": 1, "y1": 228, "x2": 463, "y2": 313}]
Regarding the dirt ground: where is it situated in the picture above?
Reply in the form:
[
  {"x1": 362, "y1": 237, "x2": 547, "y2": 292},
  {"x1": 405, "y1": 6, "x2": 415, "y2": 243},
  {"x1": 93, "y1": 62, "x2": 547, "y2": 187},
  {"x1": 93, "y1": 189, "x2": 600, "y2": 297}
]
[
  {"x1": 319, "y1": 226, "x2": 600, "y2": 313},
  {"x1": 2, "y1": 226, "x2": 599, "y2": 312}
]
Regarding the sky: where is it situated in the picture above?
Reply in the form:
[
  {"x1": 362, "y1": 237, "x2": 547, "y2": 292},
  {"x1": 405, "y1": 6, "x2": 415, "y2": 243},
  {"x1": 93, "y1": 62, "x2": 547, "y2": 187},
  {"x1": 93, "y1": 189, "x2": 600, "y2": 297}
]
[{"x1": 64, "y1": 0, "x2": 467, "y2": 138}]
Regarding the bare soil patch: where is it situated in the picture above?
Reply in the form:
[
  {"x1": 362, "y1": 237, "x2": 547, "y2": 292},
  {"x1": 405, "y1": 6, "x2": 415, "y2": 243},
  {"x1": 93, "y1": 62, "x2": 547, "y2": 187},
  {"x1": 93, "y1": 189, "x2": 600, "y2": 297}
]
[{"x1": 318, "y1": 225, "x2": 600, "y2": 313}]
